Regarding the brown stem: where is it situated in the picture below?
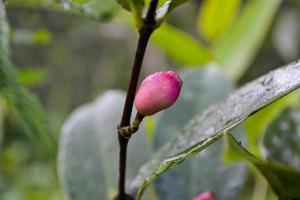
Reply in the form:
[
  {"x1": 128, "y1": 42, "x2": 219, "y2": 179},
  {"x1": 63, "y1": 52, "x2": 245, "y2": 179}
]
[{"x1": 117, "y1": 0, "x2": 159, "y2": 199}]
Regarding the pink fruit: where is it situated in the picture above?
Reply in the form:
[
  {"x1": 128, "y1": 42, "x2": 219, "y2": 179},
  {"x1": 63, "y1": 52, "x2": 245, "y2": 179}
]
[{"x1": 134, "y1": 71, "x2": 183, "y2": 116}]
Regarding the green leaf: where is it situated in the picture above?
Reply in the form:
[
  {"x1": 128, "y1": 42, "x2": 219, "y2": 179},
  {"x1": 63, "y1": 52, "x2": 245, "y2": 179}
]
[
  {"x1": 19, "y1": 68, "x2": 48, "y2": 86},
  {"x1": 224, "y1": 134, "x2": 300, "y2": 199},
  {"x1": 58, "y1": 90, "x2": 151, "y2": 200},
  {"x1": 198, "y1": 0, "x2": 241, "y2": 43},
  {"x1": 0, "y1": 1, "x2": 56, "y2": 156},
  {"x1": 62, "y1": 0, "x2": 118, "y2": 21},
  {"x1": 245, "y1": 92, "x2": 300, "y2": 155},
  {"x1": 263, "y1": 108, "x2": 300, "y2": 169},
  {"x1": 214, "y1": 0, "x2": 282, "y2": 80},
  {"x1": 131, "y1": 60, "x2": 300, "y2": 199},
  {"x1": 151, "y1": 23, "x2": 212, "y2": 65},
  {"x1": 153, "y1": 66, "x2": 247, "y2": 200}
]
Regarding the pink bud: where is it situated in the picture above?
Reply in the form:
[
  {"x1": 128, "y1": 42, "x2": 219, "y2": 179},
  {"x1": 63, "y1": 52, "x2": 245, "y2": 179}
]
[
  {"x1": 134, "y1": 71, "x2": 183, "y2": 116},
  {"x1": 194, "y1": 192, "x2": 217, "y2": 200}
]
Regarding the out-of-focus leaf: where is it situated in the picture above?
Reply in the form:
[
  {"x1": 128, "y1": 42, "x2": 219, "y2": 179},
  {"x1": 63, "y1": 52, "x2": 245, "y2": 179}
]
[
  {"x1": 19, "y1": 68, "x2": 48, "y2": 86},
  {"x1": 0, "y1": 1, "x2": 56, "y2": 156},
  {"x1": 153, "y1": 66, "x2": 246, "y2": 200},
  {"x1": 224, "y1": 134, "x2": 300, "y2": 199},
  {"x1": 33, "y1": 28, "x2": 53, "y2": 45},
  {"x1": 58, "y1": 90, "x2": 151, "y2": 200},
  {"x1": 273, "y1": 8, "x2": 300, "y2": 62},
  {"x1": 131, "y1": 60, "x2": 300, "y2": 199},
  {"x1": 144, "y1": 116, "x2": 155, "y2": 140},
  {"x1": 13, "y1": 28, "x2": 53, "y2": 46},
  {"x1": 0, "y1": 97, "x2": 6, "y2": 148},
  {"x1": 198, "y1": 0, "x2": 241, "y2": 43},
  {"x1": 0, "y1": 1, "x2": 10, "y2": 75},
  {"x1": 6, "y1": 0, "x2": 54, "y2": 7},
  {"x1": 215, "y1": 0, "x2": 282, "y2": 80},
  {"x1": 156, "y1": 0, "x2": 189, "y2": 23},
  {"x1": 117, "y1": 0, "x2": 144, "y2": 28},
  {"x1": 151, "y1": 24, "x2": 212, "y2": 65},
  {"x1": 263, "y1": 108, "x2": 300, "y2": 169},
  {"x1": 245, "y1": 92, "x2": 299, "y2": 155},
  {"x1": 7, "y1": 0, "x2": 117, "y2": 21},
  {"x1": 61, "y1": 0, "x2": 118, "y2": 21}
]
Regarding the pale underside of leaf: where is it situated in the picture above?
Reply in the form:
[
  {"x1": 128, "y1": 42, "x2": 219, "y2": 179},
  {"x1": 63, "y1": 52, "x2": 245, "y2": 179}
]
[
  {"x1": 58, "y1": 90, "x2": 151, "y2": 200},
  {"x1": 131, "y1": 60, "x2": 300, "y2": 199}
]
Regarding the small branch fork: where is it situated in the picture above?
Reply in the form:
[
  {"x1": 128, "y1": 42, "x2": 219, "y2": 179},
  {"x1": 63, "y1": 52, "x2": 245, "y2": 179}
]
[{"x1": 116, "y1": 1, "x2": 159, "y2": 200}]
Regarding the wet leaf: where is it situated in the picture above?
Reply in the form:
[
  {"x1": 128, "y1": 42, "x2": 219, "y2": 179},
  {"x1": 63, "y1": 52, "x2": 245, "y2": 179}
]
[
  {"x1": 263, "y1": 108, "x2": 300, "y2": 169},
  {"x1": 224, "y1": 134, "x2": 300, "y2": 200},
  {"x1": 58, "y1": 90, "x2": 151, "y2": 200},
  {"x1": 131, "y1": 60, "x2": 300, "y2": 199},
  {"x1": 153, "y1": 66, "x2": 247, "y2": 200}
]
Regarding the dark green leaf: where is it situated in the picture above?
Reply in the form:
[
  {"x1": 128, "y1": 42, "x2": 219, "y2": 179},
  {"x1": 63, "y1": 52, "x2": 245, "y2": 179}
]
[
  {"x1": 224, "y1": 134, "x2": 300, "y2": 200},
  {"x1": 245, "y1": 93, "x2": 299, "y2": 155},
  {"x1": 58, "y1": 90, "x2": 151, "y2": 200},
  {"x1": 153, "y1": 66, "x2": 247, "y2": 200},
  {"x1": 263, "y1": 108, "x2": 300, "y2": 169},
  {"x1": 0, "y1": 1, "x2": 55, "y2": 156},
  {"x1": 131, "y1": 60, "x2": 300, "y2": 199},
  {"x1": 0, "y1": 97, "x2": 6, "y2": 148},
  {"x1": 61, "y1": 0, "x2": 118, "y2": 21}
]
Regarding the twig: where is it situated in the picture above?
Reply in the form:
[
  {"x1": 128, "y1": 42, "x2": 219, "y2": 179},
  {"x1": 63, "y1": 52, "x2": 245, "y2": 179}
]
[{"x1": 116, "y1": 0, "x2": 159, "y2": 199}]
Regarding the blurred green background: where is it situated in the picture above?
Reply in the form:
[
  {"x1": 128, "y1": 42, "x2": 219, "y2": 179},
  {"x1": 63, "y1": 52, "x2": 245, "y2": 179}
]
[{"x1": 1, "y1": 0, "x2": 300, "y2": 199}]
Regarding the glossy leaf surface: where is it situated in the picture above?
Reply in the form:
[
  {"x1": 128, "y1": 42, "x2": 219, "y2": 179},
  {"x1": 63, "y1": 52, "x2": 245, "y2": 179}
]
[{"x1": 131, "y1": 60, "x2": 300, "y2": 199}]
